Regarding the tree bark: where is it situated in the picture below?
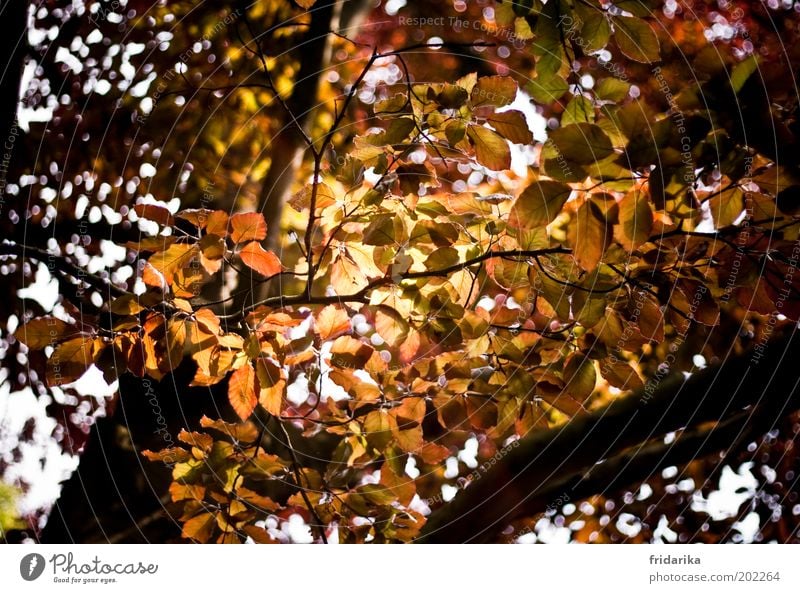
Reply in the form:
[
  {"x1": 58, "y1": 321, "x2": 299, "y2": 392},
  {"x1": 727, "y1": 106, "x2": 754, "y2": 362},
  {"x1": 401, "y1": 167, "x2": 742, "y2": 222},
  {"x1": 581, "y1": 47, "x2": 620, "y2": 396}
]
[{"x1": 417, "y1": 330, "x2": 800, "y2": 543}]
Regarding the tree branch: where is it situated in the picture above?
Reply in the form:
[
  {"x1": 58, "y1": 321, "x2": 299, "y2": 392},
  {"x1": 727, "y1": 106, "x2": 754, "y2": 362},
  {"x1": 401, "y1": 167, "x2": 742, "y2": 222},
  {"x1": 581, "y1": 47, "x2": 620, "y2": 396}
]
[{"x1": 417, "y1": 329, "x2": 800, "y2": 542}]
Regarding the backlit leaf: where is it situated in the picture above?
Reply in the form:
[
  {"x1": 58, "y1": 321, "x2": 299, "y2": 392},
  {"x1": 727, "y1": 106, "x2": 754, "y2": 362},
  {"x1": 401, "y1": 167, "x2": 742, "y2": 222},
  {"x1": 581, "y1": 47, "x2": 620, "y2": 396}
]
[
  {"x1": 230, "y1": 212, "x2": 267, "y2": 243},
  {"x1": 229, "y1": 363, "x2": 257, "y2": 421},
  {"x1": 240, "y1": 242, "x2": 282, "y2": 277},
  {"x1": 466, "y1": 125, "x2": 511, "y2": 171},
  {"x1": 509, "y1": 180, "x2": 572, "y2": 229}
]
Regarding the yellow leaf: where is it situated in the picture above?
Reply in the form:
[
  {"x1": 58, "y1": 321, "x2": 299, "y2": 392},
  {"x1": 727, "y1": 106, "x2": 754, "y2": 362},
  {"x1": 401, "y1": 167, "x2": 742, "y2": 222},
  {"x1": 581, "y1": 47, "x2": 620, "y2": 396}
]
[
  {"x1": 374, "y1": 306, "x2": 409, "y2": 347},
  {"x1": 329, "y1": 335, "x2": 374, "y2": 368}
]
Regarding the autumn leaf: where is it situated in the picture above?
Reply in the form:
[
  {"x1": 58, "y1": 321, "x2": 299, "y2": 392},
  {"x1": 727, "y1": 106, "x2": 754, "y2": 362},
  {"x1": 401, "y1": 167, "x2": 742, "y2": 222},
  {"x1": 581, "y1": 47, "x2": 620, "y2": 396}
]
[
  {"x1": 563, "y1": 354, "x2": 597, "y2": 402},
  {"x1": 255, "y1": 358, "x2": 285, "y2": 416},
  {"x1": 229, "y1": 363, "x2": 257, "y2": 421},
  {"x1": 487, "y1": 110, "x2": 533, "y2": 144},
  {"x1": 569, "y1": 201, "x2": 611, "y2": 271},
  {"x1": 133, "y1": 203, "x2": 174, "y2": 226},
  {"x1": 509, "y1": 180, "x2": 572, "y2": 229},
  {"x1": 229, "y1": 212, "x2": 267, "y2": 243},
  {"x1": 600, "y1": 359, "x2": 644, "y2": 391},
  {"x1": 182, "y1": 512, "x2": 215, "y2": 543},
  {"x1": 471, "y1": 76, "x2": 517, "y2": 107},
  {"x1": 616, "y1": 190, "x2": 653, "y2": 251},
  {"x1": 373, "y1": 306, "x2": 409, "y2": 347},
  {"x1": 612, "y1": 15, "x2": 660, "y2": 63},
  {"x1": 14, "y1": 318, "x2": 73, "y2": 349},
  {"x1": 148, "y1": 243, "x2": 197, "y2": 284},
  {"x1": 549, "y1": 123, "x2": 615, "y2": 164},
  {"x1": 46, "y1": 336, "x2": 101, "y2": 386},
  {"x1": 330, "y1": 335, "x2": 374, "y2": 368},
  {"x1": 239, "y1": 241, "x2": 282, "y2": 277},
  {"x1": 315, "y1": 305, "x2": 352, "y2": 341},
  {"x1": 466, "y1": 125, "x2": 511, "y2": 171}
]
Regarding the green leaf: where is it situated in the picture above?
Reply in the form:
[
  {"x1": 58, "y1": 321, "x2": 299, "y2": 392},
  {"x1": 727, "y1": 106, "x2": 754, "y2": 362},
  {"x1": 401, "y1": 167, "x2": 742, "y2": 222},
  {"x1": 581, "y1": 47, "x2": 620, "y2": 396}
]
[
  {"x1": 562, "y1": 96, "x2": 595, "y2": 126},
  {"x1": 612, "y1": 16, "x2": 660, "y2": 64},
  {"x1": 611, "y1": 0, "x2": 660, "y2": 17},
  {"x1": 730, "y1": 55, "x2": 759, "y2": 93},
  {"x1": 575, "y1": 4, "x2": 612, "y2": 52},
  {"x1": 550, "y1": 123, "x2": 615, "y2": 164},
  {"x1": 508, "y1": 180, "x2": 573, "y2": 229},
  {"x1": 595, "y1": 78, "x2": 631, "y2": 102},
  {"x1": 527, "y1": 75, "x2": 569, "y2": 104}
]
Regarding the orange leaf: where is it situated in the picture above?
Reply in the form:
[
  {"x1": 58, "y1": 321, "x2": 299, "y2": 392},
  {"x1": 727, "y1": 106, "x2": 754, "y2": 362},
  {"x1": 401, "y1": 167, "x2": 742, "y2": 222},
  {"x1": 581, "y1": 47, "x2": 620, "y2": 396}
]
[
  {"x1": 230, "y1": 212, "x2": 267, "y2": 243},
  {"x1": 194, "y1": 308, "x2": 221, "y2": 336},
  {"x1": 329, "y1": 335, "x2": 374, "y2": 369},
  {"x1": 148, "y1": 243, "x2": 197, "y2": 283},
  {"x1": 229, "y1": 363, "x2": 257, "y2": 421},
  {"x1": 206, "y1": 210, "x2": 229, "y2": 235},
  {"x1": 182, "y1": 512, "x2": 215, "y2": 543},
  {"x1": 315, "y1": 305, "x2": 351, "y2": 341},
  {"x1": 240, "y1": 242, "x2": 282, "y2": 277},
  {"x1": 255, "y1": 358, "x2": 285, "y2": 416}
]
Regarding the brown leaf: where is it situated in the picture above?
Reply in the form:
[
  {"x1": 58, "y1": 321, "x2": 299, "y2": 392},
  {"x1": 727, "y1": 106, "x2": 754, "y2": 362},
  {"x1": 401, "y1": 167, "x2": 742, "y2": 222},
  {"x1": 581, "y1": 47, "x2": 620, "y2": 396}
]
[
  {"x1": 569, "y1": 201, "x2": 611, "y2": 271},
  {"x1": 133, "y1": 203, "x2": 174, "y2": 226},
  {"x1": 616, "y1": 190, "x2": 653, "y2": 251},
  {"x1": 329, "y1": 335, "x2": 374, "y2": 368},
  {"x1": 14, "y1": 318, "x2": 73, "y2": 349},
  {"x1": 487, "y1": 110, "x2": 533, "y2": 144},
  {"x1": 46, "y1": 336, "x2": 100, "y2": 386}
]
